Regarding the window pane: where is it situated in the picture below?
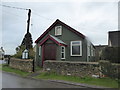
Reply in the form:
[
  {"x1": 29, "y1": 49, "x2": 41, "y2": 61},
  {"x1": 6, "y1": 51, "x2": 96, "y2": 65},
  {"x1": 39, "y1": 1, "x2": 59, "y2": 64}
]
[
  {"x1": 57, "y1": 29, "x2": 60, "y2": 34},
  {"x1": 72, "y1": 46, "x2": 80, "y2": 55},
  {"x1": 61, "y1": 46, "x2": 65, "y2": 59},
  {"x1": 55, "y1": 26, "x2": 62, "y2": 35},
  {"x1": 61, "y1": 47, "x2": 64, "y2": 52},
  {"x1": 72, "y1": 42, "x2": 80, "y2": 45},
  {"x1": 39, "y1": 46, "x2": 41, "y2": 56},
  {"x1": 57, "y1": 27, "x2": 61, "y2": 30},
  {"x1": 61, "y1": 53, "x2": 64, "y2": 58},
  {"x1": 88, "y1": 46, "x2": 90, "y2": 56}
]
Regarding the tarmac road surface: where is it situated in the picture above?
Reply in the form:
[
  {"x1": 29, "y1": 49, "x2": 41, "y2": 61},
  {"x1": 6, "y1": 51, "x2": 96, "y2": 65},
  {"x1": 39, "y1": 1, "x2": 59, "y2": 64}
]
[{"x1": 2, "y1": 71, "x2": 85, "y2": 88}]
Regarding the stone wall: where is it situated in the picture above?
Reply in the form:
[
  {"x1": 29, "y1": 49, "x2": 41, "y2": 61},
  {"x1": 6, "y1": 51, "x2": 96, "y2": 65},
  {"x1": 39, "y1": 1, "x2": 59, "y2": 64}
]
[
  {"x1": 43, "y1": 60, "x2": 100, "y2": 77},
  {"x1": 9, "y1": 58, "x2": 33, "y2": 72}
]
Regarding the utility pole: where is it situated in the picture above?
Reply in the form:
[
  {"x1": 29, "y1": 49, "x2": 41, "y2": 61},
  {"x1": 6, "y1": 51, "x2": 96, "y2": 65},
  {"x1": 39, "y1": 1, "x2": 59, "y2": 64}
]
[
  {"x1": 21, "y1": 9, "x2": 33, "y2": 59},
  {"x1": 21, "y1": 9, "x2": 33, "y2": 50},
  {"x1": 27, "y1": 9, "x2": 31, "y2": 33}
]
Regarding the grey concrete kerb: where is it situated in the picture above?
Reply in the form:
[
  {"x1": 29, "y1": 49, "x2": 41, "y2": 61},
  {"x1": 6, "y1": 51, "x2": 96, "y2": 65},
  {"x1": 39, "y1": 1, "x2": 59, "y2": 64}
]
[
  {"x1": 47, "y1": 79, "x2": 110, "y2": 89},
  {"x1": 27, "y1": 73, "x2": 110, "y2": 89}
]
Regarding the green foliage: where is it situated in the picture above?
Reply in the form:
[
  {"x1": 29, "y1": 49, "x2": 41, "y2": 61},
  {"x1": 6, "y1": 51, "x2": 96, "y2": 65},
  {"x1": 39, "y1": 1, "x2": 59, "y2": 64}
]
[
  {"x1": 2, "y1": 64, "x2": 30, "y2": 77},
  {"x1": 99, "y1": 60, "x2": 120, "y2": 79},
  {"x1": 0, "y1": 64, "x2": 2, "y2": 70},
  {"x1": 35, "y1": 72, "x2": 119, "y2": 88},
  {"x1": 28, "y1": 48, "x2": 35, "y2": 59},
  {"x1": 13, "y1": 45, "x2": 25, "y2": 59},
  {"x1": 21, "y1": 32, "x2": 33, "y2": 49},
  {"x1": 101, "y1": 47, "x2": 120, "y2": 63},
  {"x1": 35, "y1": 66, "x2": 42, "y2": 71},
  {"x1": 13, "y1": 45, "x2": 35, "y2": 59}
]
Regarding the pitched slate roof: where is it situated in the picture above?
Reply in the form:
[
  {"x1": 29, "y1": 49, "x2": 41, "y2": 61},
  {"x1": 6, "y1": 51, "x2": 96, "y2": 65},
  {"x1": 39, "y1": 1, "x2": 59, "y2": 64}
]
[
  {"x1": 35, "y1": 19, "x2": 85, "y2": 43},
  {"x1": 39, "y1": 34, "x2": 67, "y2": 46}
]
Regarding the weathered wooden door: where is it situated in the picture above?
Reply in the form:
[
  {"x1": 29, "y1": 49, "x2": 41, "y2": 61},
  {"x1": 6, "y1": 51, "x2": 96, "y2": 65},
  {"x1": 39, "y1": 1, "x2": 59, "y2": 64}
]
[{"x1": 44, "y1": 43, "x2": 57, "y2": 60}]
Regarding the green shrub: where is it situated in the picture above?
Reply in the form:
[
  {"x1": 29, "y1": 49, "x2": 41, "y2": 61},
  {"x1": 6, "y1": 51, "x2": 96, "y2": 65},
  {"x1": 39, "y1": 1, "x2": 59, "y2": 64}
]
[
  {"x1": 13, "y1": 45, "x2": 35, "y2": 59},
  {"x1": 99, "y1": 60, "x2": 120, "y2": 79},
  {"x1": 28, "y1": 48, "x2": 35, "y2": 59}
]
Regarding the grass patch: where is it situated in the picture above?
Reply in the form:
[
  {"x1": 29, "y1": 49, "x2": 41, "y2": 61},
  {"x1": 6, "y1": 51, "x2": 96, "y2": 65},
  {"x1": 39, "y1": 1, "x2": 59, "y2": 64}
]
[
  {"x1": 35, "y1": 72, "x2": 119, "y2": 88},
  {"x1": 0, "y1": 64, "x2": 2, "y2": 70},
  {"x1": 2, "y1": 64, "x2": 30, "y2": 77},
  {"x1": 35, "y1": 66, "x2": 42, "y2": 71}
]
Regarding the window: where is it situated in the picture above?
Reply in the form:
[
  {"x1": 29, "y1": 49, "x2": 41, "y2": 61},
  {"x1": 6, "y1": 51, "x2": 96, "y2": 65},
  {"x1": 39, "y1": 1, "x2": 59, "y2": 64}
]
[
  {"x1": 87, "y1": 45, "x2": 90, "y2": 56},
  {"x1": 91, "y1": 46, "x2": 94, "y2": 56},
  {"x1": 55, "y1": 26, "x2": 62, "y2": 35},
  {"x1": 71, "y1": 41, "x2": 82, "y2": 56},
  {"x1": 61, "y1": 46, "x2": 65, "y2": 59},
  {"x1": 87, "y1": 42, "x2": 90, "y2": 56},
  {"x1": 39, "y1": 46, "x2": 41, "y2": 56}
]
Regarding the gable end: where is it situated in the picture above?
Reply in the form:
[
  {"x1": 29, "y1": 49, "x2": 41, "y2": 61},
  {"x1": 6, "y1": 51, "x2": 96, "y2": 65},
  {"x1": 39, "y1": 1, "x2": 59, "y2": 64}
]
[{"x1": 35, "y1": 19, "x2": 85, "y2": 43}]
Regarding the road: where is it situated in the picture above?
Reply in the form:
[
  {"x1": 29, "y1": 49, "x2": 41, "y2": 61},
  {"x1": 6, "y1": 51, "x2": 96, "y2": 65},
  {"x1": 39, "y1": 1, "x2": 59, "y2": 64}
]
[
  {"x1": 0, "y1": 60, "x2": 105, "y2": 89},
  {"x1": 2, "y1": 71, "x2": 85, "y2": 88},
  {"x1": 0, "y1": 59, "x2": 83, "y2": 88}
]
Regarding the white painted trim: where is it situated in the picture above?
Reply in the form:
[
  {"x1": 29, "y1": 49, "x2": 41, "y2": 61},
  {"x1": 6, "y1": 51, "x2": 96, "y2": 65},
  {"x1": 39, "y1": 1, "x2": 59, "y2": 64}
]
[
  {"x1": 55, "y1": 26, "x2": 62, "y2": 36},
  {"x1": 61, "y1": 46, "x2": 65, "y2": 59},
  {"x1": 70, "y1": 41, "x2": 82, "y2": 56}
]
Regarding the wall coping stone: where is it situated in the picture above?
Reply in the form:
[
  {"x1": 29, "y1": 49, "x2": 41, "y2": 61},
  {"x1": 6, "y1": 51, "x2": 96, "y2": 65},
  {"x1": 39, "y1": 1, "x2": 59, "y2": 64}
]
[
  {"x1": 11, "y1": 58, "x2": 33, "y2": 61},
  {"x1": 44, "y1": 60, "x2": 98, "y2": 65}
]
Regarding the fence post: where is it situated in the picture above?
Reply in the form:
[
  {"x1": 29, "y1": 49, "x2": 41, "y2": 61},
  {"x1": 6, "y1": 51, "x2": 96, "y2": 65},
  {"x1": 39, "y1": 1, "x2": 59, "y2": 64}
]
[
  {"x1": 32, "y1": 59, "x2": 35, "y2": 72},
  {"x1": 8, "y1": 55, "x2": 10, "y2": 65}
]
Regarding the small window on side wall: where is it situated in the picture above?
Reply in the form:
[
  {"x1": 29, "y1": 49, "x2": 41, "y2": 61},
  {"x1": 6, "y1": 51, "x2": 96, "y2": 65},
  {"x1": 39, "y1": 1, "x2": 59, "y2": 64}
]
[
  {"x1": 61, "y1": 46, "x2": 65, "y2": 59},
  {"x1": 87, "y1": 44, "x2": 90, "y2": 56},
  {"x1": 55, "y1": 26, "x2": 62, "y2": 36},
  {"x1": 71, "y1": 41, "x2": 82, "y2": 56},
  {"x1": 91, "y1": 45, "x2": 94, "y2": 56},
  {"x1": 39, "y1": 46, "x2": 41, "y2": 56}
]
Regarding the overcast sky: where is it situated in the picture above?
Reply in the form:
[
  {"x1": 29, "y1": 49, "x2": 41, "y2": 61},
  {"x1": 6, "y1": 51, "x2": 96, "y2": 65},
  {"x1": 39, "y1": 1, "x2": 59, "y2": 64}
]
[{"x1": 0, "y1": 0, "x2": 119, "y2": 55}]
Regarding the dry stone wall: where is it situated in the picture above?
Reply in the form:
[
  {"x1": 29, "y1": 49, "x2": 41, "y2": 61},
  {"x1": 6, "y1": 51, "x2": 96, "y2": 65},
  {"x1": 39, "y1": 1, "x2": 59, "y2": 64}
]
[
  {"x1": 9, "y1": 58, "x2": 33, "y2": 72},
  {"x1": 43, "y1": 60, "x2": 100, "y2": 77}
]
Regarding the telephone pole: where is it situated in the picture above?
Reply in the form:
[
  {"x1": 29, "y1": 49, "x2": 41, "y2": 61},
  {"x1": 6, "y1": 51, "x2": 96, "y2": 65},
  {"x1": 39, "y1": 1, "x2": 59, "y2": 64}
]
[
  {"x1": 27, "y1": 9, "x2": 31, "y2": 33},
  {"x1": 21, "y1": 9, "x2": 33, "y2": 50}
]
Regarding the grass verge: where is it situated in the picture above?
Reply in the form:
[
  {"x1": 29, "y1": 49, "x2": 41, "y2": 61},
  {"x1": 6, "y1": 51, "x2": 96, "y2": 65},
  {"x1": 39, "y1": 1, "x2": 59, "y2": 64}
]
[
  {"x1": 1, "y1": 64, "x2": 119, "y2": 88},
  {"x1": 34, "y1": 72, "x2": 119, "y2": 88},
  {"x1": 35, "y1": 66, "x2": 42, "y2": 71},
  {"x1": 0, "y1": 64, "x2": 2, "y2": 70},
  {"x1": 2, "y1": 64, "x2": 30, "y2": 77}
]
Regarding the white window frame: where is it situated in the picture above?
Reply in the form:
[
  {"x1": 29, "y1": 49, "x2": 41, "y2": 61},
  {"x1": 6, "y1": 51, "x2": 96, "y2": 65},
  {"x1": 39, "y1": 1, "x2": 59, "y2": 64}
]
[
  {"x1": 61, "y1": 46, "x2": 65, "y2": 59},
  {"x1": 70, "y1": 41, "x2": 82, "y2": 56},
  {"x1": 55, "y1": 26, "x2": 62, "y2": 36},
  {"x1": 38, "y1": 46, "x2": 41, "y2": 56}
]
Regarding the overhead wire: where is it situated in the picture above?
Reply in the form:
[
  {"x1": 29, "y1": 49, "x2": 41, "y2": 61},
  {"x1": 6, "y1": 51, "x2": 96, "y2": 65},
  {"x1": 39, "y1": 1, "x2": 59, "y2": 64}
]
[
  {"x1": 1, "y1": 4, "x2": 28, "y2": 21},
  {"x1": 1, "y1": 4, "x2": 54, "y2": 22},
  {"x1": 0, "y1": 4, "x2": 29, "y2": 11},
  {"x1": 32, "y1": 11, "x2": 54, "y2": 21},
  {"x1": 1, "y1": 4, "x2": 54, "y2": 24}
]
